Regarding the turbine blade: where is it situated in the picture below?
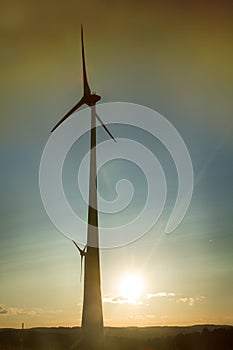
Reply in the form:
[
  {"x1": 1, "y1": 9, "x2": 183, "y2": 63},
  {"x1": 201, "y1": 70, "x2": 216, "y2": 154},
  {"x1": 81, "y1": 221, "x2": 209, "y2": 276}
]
[
  {"x1": 95, "y1": 112, "x2": 116, "y2": 142},
  {"x1": 80, "y1": 256, "x2": 83, "y2": 282},
  {"x1": 51, "y1": 98, "x2": 84, "y2": 132},
  {"x1": 81, "y1": 24, "x2": 91, "y2": 96},
  {"x1": 72, "y1": 240, "x2": 82, "y2": 254},
  {"x1": 72, "y1": 240, "x2": 85, "y2": 282}
]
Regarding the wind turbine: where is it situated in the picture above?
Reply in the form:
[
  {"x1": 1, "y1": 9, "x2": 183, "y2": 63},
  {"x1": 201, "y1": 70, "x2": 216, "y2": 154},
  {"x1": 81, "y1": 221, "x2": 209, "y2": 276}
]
[
  {"x1": 51, "y1": 25, "x2": 115, "y2": 141},
  {"x1": 51, "y1": 25, "x2": 115, "y2": 344},
  {"x1": 72, "y1": 240, "x2": 87, "y2": 282}
]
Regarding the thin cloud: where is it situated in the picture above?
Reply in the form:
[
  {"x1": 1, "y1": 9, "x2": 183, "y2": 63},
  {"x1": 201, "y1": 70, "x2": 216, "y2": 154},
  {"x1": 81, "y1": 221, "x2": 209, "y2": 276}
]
[
  {"x1": 103, "y1": 295, "x2": 143, "y2": 305},
  {"x1": 146, "y1": 292, "x2": 205, "y2": 306},
  {"x1": 7, "y1": 307, "x2": 24, "y2": 316},
  {"x1": 0, "y1": 305, "x2": 63, "y2": 316},
  {"x1": 177, "y1": 296, "x2": 205, "y2": 306},
  {"x1": 104, "y1": 292, "x2": 205, "y2": 308},
  {"x1": 0, "y1": 306, "x2": 8, "y2": 314},
  {"x1": 146, "y1": 292, "x2": 175, "y2": 299},
  {"x1": 103, "y1": 292, "x2": 176, "y2": 305}
]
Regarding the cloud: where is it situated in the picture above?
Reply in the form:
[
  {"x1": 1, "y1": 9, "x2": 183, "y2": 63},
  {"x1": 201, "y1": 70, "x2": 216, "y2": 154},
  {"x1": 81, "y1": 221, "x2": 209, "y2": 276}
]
[
  {"x1": 103, "y1": 292, "x2": 205, "y2": 308},
  {"x1": 177, "y1": 296, "x2": 205, "y2": 306},
  {"x1": 0, "y1": 305, "x2": 29, "y2": 316},
  {"x1": 0, "y1": 305, "x2": 63, "y2": 317},
  {"x1": 103, "y1": 295, "x2": 143, "y2": 305},
  {"x1": 21, "y1": 308, "x2": 63, "y2": 317},
  {"x1": 103, "y1": 292, "x2": 176, "y2": 305},
  {"x1": 0, "y1": 306, "x2": 8, "y2": 314},
  {"x1": 146, "y1": 292, "x2": 175, "y2": 299},
  {"x1": 7, "y1": 307, "x2": 25, "y2": 315},
  {"x1": 0, "y1": 306, "x2": 39, "y2": 316},
  {"x1": 145, "y1": 292, "x2": 205, "y2": 306}
]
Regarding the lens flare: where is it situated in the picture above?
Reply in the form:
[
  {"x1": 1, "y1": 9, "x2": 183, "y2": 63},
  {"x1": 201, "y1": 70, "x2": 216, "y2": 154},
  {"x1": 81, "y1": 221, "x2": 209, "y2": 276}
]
[{"x1": 119, "y1": 274, "x2": 144, "y2": 302}]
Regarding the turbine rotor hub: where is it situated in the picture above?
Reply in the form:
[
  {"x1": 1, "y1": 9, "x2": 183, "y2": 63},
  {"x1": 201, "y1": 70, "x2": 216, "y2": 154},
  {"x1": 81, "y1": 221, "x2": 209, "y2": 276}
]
[{"x1": 85, "y1": 93, "x2": 101, "y2": 106}]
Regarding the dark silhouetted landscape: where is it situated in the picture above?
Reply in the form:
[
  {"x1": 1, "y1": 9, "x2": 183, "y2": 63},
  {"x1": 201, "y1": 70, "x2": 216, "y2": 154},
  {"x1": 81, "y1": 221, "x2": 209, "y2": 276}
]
[{"x1": 0, "y1": 325, "x2": 232, "y2": 349}]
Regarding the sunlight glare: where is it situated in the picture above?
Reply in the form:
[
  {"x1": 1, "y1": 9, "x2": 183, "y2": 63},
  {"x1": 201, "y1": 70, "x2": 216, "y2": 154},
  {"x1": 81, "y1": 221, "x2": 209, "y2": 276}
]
[{"x1": 119, "y1": 274, "x2": 144, "y2": 302}]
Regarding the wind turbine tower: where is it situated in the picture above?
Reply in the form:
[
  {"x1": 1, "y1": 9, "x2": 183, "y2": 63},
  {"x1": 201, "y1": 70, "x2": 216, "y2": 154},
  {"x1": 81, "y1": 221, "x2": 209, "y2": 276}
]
[{"x1": 51, "y1": 25, "x2": 115, "y2": 345}]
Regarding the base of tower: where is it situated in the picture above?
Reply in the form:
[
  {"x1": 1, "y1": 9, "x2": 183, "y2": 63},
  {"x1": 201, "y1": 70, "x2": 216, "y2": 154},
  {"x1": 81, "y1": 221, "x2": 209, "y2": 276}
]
[{"x1": 70, "y1": 333, "x2": 104, "y2": 350}]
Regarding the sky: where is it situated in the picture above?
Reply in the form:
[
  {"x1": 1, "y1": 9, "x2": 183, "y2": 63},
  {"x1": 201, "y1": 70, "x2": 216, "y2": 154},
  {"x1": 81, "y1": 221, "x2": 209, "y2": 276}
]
[{"x1": 0, "y1": 0, "x2": 233, "y2": 328}]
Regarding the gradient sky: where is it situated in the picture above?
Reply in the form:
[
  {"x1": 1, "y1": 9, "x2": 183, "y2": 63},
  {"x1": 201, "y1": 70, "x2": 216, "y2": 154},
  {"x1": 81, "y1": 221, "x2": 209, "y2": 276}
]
[{"x1": 0, "y1": 0, "x2": 233, "y2": 328}]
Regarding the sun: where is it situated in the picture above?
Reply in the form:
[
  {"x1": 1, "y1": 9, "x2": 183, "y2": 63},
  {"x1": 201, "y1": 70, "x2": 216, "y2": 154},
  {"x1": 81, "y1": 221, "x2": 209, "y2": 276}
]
[{"x1": 119, "y1": 274, "x2": 145, "y2": 302}]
